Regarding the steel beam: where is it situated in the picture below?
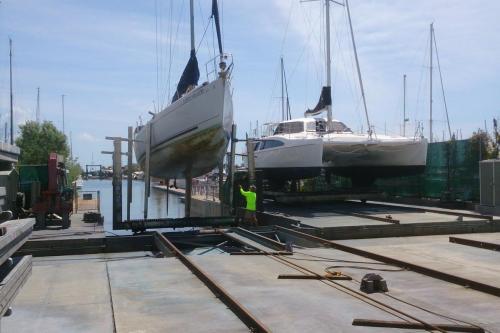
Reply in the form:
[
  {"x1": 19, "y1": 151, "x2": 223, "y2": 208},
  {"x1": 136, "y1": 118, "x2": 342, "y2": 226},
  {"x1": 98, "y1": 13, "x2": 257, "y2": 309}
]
[
  {"x1": 352, "y1": 319, "x2": 484, "y2": 333},
  {"x1": 278, "y1": 274, "x2": 352, "y2": 280},
  {"x1": 153, "y1": 232, "x2": 270, "y2": 332},
  {"x1": 365, "y1": 201, "x2": 493, "y2": 221},
  {"x1": 449, "y1": 236, "x2": 500, "y2": 252},
  {"x1": 232, "y1": 227, "x2": 287, "y2": 251},
  {"x1": 276, "y1": 226, "x2": 500, "y2": 298},
  {"x1": 113, "y1": 216, "x2": 236, "y2": 231}
]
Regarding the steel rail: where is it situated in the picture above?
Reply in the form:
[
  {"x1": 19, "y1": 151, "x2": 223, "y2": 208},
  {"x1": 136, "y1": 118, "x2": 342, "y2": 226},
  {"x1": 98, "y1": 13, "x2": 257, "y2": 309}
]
[
  {"x1": 264, "y1": 247, "x2": 447, "y2": 332},
  {"x1": 352, "y1": 319, "x2": 484, "y2": 332},
  {"x1": 360, "y1": 201, "x2": 493, "y2": 221},
  {"x1": 233, "y1": 227, "x2": 287, "y2": 250},
  {"x1": 333, "y1": 211, "x2": 400, "y2": 224},
  {"x1": 276, "y1": 226, "x2": 500, "y2": 298},
  {"x1": 153, "y1": 232, "x2": 270, "y2": 333},
  {"x1": 449, "y1": 237, "x2": 500, "y2": 252}
]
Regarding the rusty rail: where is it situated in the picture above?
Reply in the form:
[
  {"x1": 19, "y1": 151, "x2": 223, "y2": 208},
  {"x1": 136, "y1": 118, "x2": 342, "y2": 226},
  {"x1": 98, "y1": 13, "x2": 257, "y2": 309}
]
[
  {"x1": 153, "y1": 232, "x2": 270, "y2": 332},
  {"x1": 275, "y1": 226, "x2": 500, "y2": 298},
  {"x1": 335, "y1": 211, "x2": 400, "y2": 224},
  {"x1": 449, "y1": 236, "x2": 500, "y2": 252},
  {"x1": 352, "y1": 319, "x2": 484, "y2": 332}
]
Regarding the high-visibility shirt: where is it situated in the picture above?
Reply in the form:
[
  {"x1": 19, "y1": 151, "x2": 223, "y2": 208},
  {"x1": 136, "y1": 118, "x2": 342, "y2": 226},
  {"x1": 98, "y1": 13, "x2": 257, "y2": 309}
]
[{"x1": 240, "y1": 188, "x2": 256, "y2": 211}]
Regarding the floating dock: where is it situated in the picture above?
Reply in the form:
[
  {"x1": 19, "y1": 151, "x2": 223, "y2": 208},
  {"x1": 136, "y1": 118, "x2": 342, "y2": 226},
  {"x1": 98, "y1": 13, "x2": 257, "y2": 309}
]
[{"x1": 3, "y1": 203, "x2": 500, "y2": 332}]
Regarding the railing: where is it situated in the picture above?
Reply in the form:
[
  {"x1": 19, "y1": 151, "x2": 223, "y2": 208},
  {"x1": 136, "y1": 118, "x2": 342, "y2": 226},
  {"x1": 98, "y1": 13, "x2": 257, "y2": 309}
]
[
  {"x1": 192, "y1": 179, "x2": 220, "y2": 202},
  {"x1": 74, "y1": 190, "x2": 101, "y2": 213},
  {"x1": 205, "y1": 53, "x2": 233, "y2": 82}
]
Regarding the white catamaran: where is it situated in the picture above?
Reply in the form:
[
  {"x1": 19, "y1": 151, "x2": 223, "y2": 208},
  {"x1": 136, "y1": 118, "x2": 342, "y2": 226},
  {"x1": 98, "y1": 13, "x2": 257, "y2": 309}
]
[
  {"x1": 257, "y1": 0, "x2": 427, "y2": 186},
  {"x1": 134, "y1": 0, "x2": 233, "y2": 181}
]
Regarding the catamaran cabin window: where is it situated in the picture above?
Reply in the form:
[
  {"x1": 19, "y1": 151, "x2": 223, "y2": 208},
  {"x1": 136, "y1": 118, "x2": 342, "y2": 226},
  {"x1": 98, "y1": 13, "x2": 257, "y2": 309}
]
[
  {"x1": 306, "y1": 122, "x2": 316, "y2": 132},
  {"x1": 274, "y1": 122, "x2": 304, "y2": 135},
  {"x1": 253, "y1": 142, "x2": 261, "y2": 151},
  {"x1": 315, "y1": 120, "x2": 326, "y2": 132},
  {"x1": 260, "y1": 140, "x2": 284, "y2": 150}
]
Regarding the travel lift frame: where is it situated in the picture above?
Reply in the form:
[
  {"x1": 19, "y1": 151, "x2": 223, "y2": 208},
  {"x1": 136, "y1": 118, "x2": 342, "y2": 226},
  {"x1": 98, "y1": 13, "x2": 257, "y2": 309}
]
[{"x1": 103, "y1": 126, "x2": 237, "y2": 232}]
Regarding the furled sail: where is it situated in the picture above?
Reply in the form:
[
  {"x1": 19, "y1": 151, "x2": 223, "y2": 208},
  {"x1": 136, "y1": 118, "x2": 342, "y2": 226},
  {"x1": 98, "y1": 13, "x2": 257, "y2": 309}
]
[
  {"x1": 212, "y1": 0, "x2": 223, "y2": 55},
  {"x1": 305, "y1": 86, "x2": 331, "y2": 116},
  {"x1": 171, "y1": 49, "x2": 200, "y2": 103}
]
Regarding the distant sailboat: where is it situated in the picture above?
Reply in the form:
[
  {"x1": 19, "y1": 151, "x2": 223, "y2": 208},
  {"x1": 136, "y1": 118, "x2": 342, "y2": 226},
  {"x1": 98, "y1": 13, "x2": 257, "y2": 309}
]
[{"x1": 134, "y1": 0, "x2": 233, "y2": 180}]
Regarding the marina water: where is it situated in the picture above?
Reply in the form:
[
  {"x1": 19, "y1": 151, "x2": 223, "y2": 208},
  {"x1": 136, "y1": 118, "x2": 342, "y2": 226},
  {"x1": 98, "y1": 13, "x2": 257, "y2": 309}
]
[{"x1": 82, "y1": 179, "x2": 185, "y2": 232}]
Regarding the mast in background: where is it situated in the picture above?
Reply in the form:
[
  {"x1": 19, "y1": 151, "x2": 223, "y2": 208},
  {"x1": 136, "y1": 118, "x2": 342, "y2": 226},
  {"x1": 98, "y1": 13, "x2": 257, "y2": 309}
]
[
  {"x1": 189, "y1": 0, "x2": 195, "y2": 51},
  {"x1": 36, "y1": 87, "x2": 41, "y2": 123},
  {"x1": 61, "y1": 94, "x2": 66, "y2": 135},
  {"x1": 403, "y1": 74, "x2": 406, "y2": 137},
  {"x1": 281, "y1": 57, "x2": 285, "y2": 121},
  {"x1": 9, "y1": 38, "x2": 14, "y2": 145},
  {"x1": 429, "y1": 23, "x2": 434, "y2": 143},
  {"x1": 325, "y1": 0, "x2": 332, "y2": 131}
]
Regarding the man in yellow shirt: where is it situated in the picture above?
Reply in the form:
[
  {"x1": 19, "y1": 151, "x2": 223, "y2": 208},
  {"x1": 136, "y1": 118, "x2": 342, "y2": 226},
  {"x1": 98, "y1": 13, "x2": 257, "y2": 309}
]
[{"x1": 239, "y1": 185, "x2": 258, "y2": 227}]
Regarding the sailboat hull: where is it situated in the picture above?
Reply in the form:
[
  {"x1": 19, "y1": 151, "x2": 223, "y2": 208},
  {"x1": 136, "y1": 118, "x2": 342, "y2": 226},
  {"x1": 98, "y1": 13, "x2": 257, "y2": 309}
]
[
  {"x1": 254, "y1": 137, "x2": 323, "y2": 180},
  {"x1": 134, "y1": 77, "x2": 232, "y2": 179},
  {"x1": 322, "y1": 137, "x2": 428, "y2": 179}
]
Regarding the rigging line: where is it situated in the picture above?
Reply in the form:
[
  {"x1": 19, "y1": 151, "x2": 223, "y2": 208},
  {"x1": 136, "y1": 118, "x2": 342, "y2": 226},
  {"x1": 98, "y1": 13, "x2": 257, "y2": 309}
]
[
  {"x1": 415, "y1": 32, "x2": 430, "y2": 125},
  {"x1": 279, "y1": 0, "x2": 295, "y2": 55},
  {"x1": 166, "y1": 0, "x2": 185, "y2": 104},
  {"x1": 155, "y1": 0, "x2": 159, "y2": 113},
  {"x1": 167, "y1": 0, "x2": 174, "y2": 102},
  {"x1": 432, "y1": 28, "x2": 452, "y2": 140},
  {"x1": 283, "y1": 58, "x2": 292, "y2": 119},
  {"x1": 345, "y1": 0, "x2": 371, "y2": 135},
  {"x1": 195, "y1": 16, "x2": 212, "y2": 53}
]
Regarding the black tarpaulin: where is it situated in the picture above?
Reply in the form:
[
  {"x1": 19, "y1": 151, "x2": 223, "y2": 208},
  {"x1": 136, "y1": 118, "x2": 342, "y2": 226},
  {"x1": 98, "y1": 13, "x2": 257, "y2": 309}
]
[
  {"x1": 305, "y1": 86, "x2": 332, "y2": 115},
  {"x1": 171, "y1": 49, "x2": 200, "y2": 103}
]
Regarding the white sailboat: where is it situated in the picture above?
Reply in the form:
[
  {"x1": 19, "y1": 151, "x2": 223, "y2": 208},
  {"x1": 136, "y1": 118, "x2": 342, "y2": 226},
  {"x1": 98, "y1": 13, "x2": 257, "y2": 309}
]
[
  {"x1": 254, "y1": 58, "x2": 323, "y2": 181},
  {"x1": 134, "y1": 0, "x2": 233, "y2": 180}
]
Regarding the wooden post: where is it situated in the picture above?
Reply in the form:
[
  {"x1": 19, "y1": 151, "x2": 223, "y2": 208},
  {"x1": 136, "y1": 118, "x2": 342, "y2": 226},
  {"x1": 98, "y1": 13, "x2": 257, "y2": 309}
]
[
  {"x1": 144, "y1": 123, "x2": 151, "y2": 219},
  {"x1": 127, "y1": 126, "x2": 133, "y2": 221}
]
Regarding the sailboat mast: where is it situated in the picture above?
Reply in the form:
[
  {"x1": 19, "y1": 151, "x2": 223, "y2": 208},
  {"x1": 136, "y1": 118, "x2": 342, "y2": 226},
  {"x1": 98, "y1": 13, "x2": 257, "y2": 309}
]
[
  {"x1": 281, "y1": 57, "x2": 285, "y2": 121},
  {"x1": 429, "y1": 23, "x2": 434, "y2": 143},
  {"x1": 403, "y1": 74, "x2": 406, "y2": 137},
  {"x1": 189, "y1": 0, "x2": 195, "y2": 51},
  {"x1": 36, "y1": 87, "x2": 41, "y2": 124},
  {"x1": 325, "y1": 0, "x2": 333, "y2": 131},
  {"x1": 9, "y1": 38, "x2": 14, "y2": 145}
]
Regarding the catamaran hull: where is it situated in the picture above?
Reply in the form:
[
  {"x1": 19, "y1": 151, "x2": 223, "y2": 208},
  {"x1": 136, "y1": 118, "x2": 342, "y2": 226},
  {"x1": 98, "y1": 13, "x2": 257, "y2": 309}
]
[
  {"x1": 134, "y1": 77, "x2": 232, "y2": 179},
  {"x1": 322, "y1": 139, "x2": 428, "y2": 179},
  {"x1": 255, "y1": 138, "x2": 323, "y2": 180}
]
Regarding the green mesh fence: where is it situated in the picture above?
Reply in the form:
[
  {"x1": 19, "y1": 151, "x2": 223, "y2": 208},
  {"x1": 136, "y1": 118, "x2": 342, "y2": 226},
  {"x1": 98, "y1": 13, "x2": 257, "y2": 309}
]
[{"x1": 376, "y1": 139, "x2": 482, "y2": 201}]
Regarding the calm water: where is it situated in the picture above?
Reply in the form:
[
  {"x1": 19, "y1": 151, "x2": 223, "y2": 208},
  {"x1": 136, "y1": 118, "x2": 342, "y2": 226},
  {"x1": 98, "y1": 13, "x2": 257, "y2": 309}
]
[{"x1": 82, "y1": 179, "x2": 185, "y2": 232}]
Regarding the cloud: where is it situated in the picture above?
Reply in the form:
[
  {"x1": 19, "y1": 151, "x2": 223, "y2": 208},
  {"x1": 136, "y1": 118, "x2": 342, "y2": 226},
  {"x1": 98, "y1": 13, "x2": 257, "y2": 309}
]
[{"x1": 78, "y1": 132, "x2": 99, "y2": 142}]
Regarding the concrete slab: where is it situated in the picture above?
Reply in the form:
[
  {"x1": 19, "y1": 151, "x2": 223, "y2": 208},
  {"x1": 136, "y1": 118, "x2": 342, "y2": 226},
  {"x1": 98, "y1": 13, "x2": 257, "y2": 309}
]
[
  {"x1": 191, "y1": 249, "x2": 500, "y2": 332},
  {"x1": 3, "y1": 255, "x2": 114, "y2": 333},
  {"x1": 337, "y1": 233, "x2": 500, "y2": 290},
  {"x1": 29, "y1": 213, "x2": 104, "y2": 241},
  {"x1": 107, "y1": 256, "x2": 248, "y2": 333}
]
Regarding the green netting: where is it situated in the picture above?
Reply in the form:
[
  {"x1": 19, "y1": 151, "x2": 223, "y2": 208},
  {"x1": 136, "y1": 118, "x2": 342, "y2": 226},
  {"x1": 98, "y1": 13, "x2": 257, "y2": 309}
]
[
  {"x1": 18, "y1": 165, "x2": 49, "y2": 192},
  {"x1": 376, "y1": 139, "x2": 481, "y2": 201}
]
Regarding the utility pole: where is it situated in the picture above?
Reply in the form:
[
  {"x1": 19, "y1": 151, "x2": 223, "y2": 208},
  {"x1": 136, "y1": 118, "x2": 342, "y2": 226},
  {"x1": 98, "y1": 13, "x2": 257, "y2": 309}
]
[
  {"x1": 429, "y1": 23, "x2": 434, "y2": 143},
  {"x1": 9, "y1": 38, "x2": 14, "y2": 145},
  {"x1": 36, "y1": 87, "x2": 40, "y2": 123},
  {"x1": 61, "y1": 94, "x2": 65, "y2": 135},
  {"x1": 403, "y1": 74, "x2": 407, "y2": 137}
]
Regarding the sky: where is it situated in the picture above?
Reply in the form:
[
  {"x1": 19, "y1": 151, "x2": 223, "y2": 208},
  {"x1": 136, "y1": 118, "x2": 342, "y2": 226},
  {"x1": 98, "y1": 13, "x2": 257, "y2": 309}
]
[{"x1": 0, "y1": 0, "x2": 499, "y2": 166}]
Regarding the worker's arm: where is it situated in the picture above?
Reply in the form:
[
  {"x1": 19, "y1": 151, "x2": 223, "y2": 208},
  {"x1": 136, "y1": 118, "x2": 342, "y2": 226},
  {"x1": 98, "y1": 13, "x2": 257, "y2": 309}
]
[{"x1": 239, "y1": 186, "x2": 249, "y2": 196}]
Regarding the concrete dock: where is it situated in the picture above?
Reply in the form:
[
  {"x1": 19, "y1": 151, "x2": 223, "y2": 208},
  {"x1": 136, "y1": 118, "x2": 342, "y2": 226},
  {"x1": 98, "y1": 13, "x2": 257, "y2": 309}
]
[{"x1": 4, "y1": 203, "x2": 500, "y2": 332}]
